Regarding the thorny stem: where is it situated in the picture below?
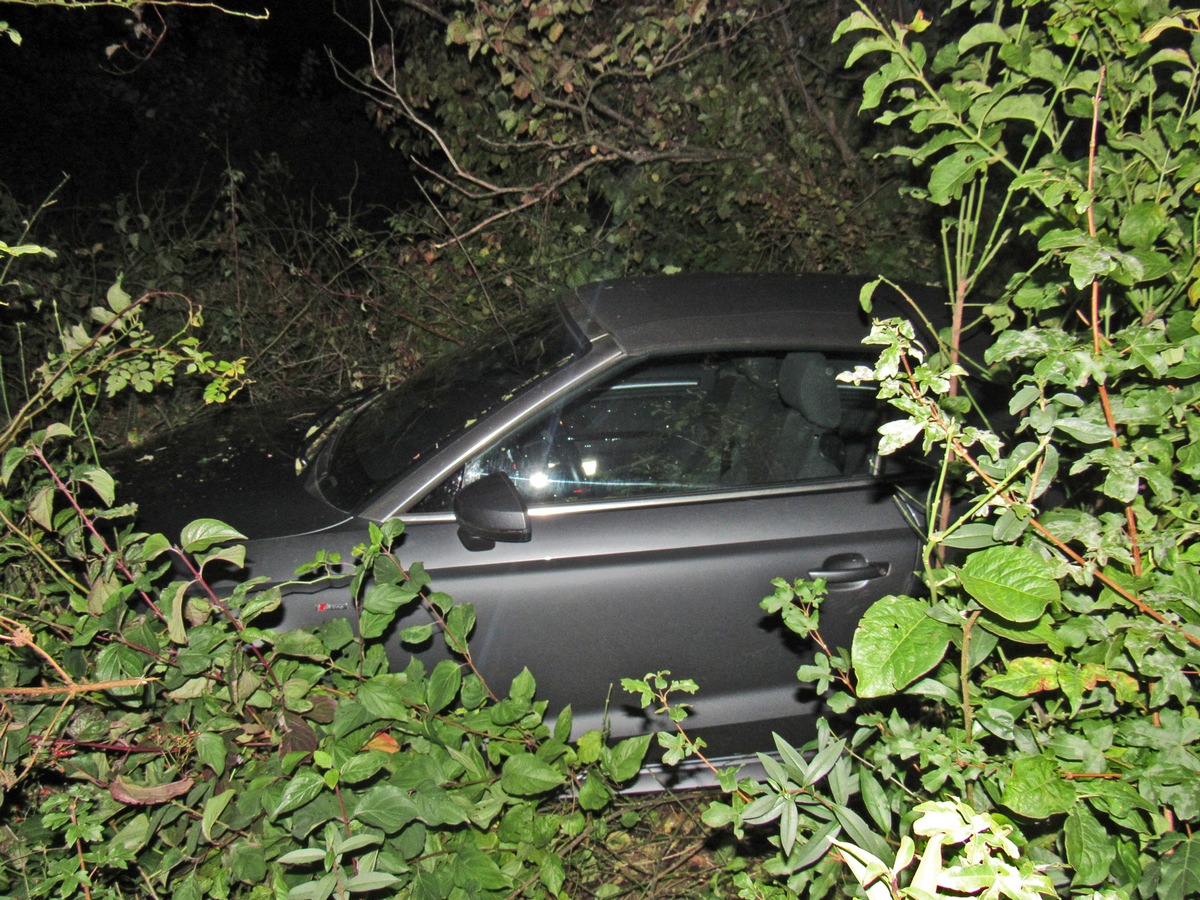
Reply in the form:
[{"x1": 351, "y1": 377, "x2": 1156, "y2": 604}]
[
  {"x1": 1085, "y1": 66, "x2": 1144, "y2": 576},
  {"x1": 173, "y1": 550, "x2": 285, "y2": 696},
  {"x1": 30, "y1": 447, "x2": 166, "y2": 621},
  {"x1": 960, "y1": 610, "x2": 983, "y2": 746},
  {"x1": 381, "y1": 548, "x2": 499, "y2": 702},
  {"x1": 69, "y1": 799, "x2": 94, "y2": 900}
]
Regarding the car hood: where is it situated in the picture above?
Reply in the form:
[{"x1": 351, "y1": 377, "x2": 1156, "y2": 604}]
[{"x1": 108, "y1": 401, "x2": 352, "y2": 543}]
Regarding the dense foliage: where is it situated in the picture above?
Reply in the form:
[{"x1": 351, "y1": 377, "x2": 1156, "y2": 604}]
[
  {"x1": 343, "y1": 0, "x2": 929, "y2": 305},
  {"x1": 636, "y1": 1, "x2": 1200, "y2": 897}
]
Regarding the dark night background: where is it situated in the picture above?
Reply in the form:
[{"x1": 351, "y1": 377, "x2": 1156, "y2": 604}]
[{"x1": 0, "y1": 1, "x2": 411, "y2": 221}]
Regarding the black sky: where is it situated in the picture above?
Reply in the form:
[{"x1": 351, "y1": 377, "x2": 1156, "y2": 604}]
[{"x1": 0, "y1": 1, "x2": 409, "y2": 220}]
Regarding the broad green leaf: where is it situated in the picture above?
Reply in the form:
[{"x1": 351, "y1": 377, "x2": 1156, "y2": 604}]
[
  {"x1": 399, "y1": 623, "x2": 434, "y2": 645},
  {"x1": 1119, "y1": 201, "x2": 1167, "y2": 249},
  {"x1": 363, "y1": 581, "x2": 419, "y2": 616},
  {"x1": 501, "y1": 752, "x2": 565, "y2": 796},
  {"x1": 1001, "y1": 754, "x2": 1075, "y2": 818},
  {"x1": 195, "y1": 731, "x2": 227, "y2": 776},
  {"x1": 277, "y1": 848, "x2": 327, "y2": 865},
  {"x1": 451, "y1": 845, "x2": 510, "y2": 891},
  {"x1": 412, "y1": 786, "x2": 468, "y2": 826},
  {"x1": 958, "y1": 545, "x2": 1060, "y2": 623},
  {"x1": 230, "y1": 842, "x2": 268, "y2": 884},
  {"x1": 1159, "y1": 835, "x2": 1200, "y2": 900},
  {"x1": 353, "y1": 785, "x2": 419, "y2": 833},
  {"x1": 1, "y1": 446, "x2": 29, "y2": 484},
  {"x1": 107, "y1": 813, "x2": 149, "y2": 857},
  {"x1": 164, "y1": 581, "x2": 189, "y2": 645},
  {"x1": 977, "y1": 610, "x2": 1065, "y2": 652},
  {"x1": 603, "y1": 733, "x2": 651, "y2": 783},
  {"x1": 107, "y1": 277, "x2": 132, "y2": 313},
  {"x1": 1056, "y1": 415, "x2": 1116, "y2": 444},
  {"x1": 272, "y1": 769, "x2": 325, "y2": 817},
  {"x1": 852, "y1": 595, "x2": 951, "y2": 697},
  {"x1": 343, "y1": 872, "x2": 400, "y2": 892},
  {"x1": 983, "y1": 92, "x2": 1046, "y2": 125},
  {"x1": 509, "y1": 666, "x2": 536, "y2": 704},
  {"x1": 181, "y1": 518, "x2": 246, "y2": 554},
  {"x1": 29, "y1": 484, "x2": 54, "y2": 531},
  {"x1": 577, "y1": 773, "x2": 612, "y2": 811},
  {"x1": 358, "y1": 674, "x2": 415, "y2": 721},
  {"x1": 273, "y1": 628, "x2": 326, "y2": 661},
  {"x1": 928, "y1": 147, "x2": 992, "y2": 205},
  {"x1": 426, "y1": 660, "x2": 462, "y2": 714},
  {"x1": 1065, "y1": 806, "x2": 1114, "y2": 886},
  {"x1": 202, "y1": 789, "x2": 235, "y2": 842},
  {"x1": 540, "y1": 854, "x2": 566, "y2": 895},
  {"x1": 75, "y1": 464, "x2": 115, "y2": 505}
]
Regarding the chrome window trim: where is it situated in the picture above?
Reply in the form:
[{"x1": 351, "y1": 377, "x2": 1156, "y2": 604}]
[{"x1": 397, "y1": 475, "x2": 881, "y2": 525}]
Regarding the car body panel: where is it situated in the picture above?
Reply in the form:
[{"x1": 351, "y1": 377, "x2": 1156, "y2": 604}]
[{"x1": 118, "y1": 273, "x2": 940, "y2": 766}]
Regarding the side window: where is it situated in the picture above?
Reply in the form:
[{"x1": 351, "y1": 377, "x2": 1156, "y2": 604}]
[{"x1": 416, "y1": 352, "x2": 886, "y2": 510}]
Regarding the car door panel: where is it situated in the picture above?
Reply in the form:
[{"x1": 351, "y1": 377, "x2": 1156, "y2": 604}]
[{"x1": 392, "y1": 482, "x2": 919, "y2": 746}]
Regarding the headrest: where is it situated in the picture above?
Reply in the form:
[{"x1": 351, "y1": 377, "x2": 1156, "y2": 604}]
[{"x1": 778, "y1": 352, "x2": 841, "y2": 429}]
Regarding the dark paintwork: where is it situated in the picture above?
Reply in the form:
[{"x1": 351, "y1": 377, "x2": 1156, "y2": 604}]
[{"x1": 115, "y1": 274, "x2": 935, "y2": 775}]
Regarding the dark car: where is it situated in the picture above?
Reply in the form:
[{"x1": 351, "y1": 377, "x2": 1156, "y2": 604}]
[{"x1": 121, "y1": 274, "x2": 935, "y2": 783}]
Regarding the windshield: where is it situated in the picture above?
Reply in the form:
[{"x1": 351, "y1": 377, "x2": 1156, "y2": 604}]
[{"x1": 316, "y1": 306, "x2": 583, "y2": 512}]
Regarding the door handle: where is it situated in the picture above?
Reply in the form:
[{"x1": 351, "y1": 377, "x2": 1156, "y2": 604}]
[{"x1": 808, "y1": 553, "x2": 890, "y2": 585}]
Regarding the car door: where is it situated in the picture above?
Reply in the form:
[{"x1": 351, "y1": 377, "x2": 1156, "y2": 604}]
[{"x1": 392, "y1": 350, "x2": 922, "y2": 754}]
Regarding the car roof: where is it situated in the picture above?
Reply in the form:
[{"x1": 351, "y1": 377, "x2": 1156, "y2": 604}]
[{"x1": 563, "y1": 273, "x2": 941, "y2": 356}]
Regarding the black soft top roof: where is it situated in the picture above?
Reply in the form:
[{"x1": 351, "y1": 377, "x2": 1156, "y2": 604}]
[{"x1": 563, "y1": 273, "x2": 941, "y2": 356}]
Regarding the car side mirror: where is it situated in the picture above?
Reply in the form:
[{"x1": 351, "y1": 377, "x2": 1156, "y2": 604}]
[{"x1": 453, "y1": 472, "x2": 532, "y2": 550}]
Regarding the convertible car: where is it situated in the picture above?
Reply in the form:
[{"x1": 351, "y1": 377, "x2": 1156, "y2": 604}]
[{"x1": 121, "y1": 273, "x2": 938, "y2": 779}]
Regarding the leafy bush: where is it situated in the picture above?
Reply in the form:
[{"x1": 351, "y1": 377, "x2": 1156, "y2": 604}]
[
  {"x1": 0, "y1": 260, "x2": 652, "y2": 898},
  {"x1": 633, "y1": 2, "x2": 1199, "y2": 897}
]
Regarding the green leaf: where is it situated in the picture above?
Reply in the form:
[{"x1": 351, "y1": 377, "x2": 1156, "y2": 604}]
[
  {"x1": 1065, "y1": 806, "x2": 1114, "y2": 886},
  {"x1": 353, "y1": 785, "x2": 419, "y2": 833},
  {"x1": 928, "y1": 147, "x2": 991, "y2": 205},
  {"x1": 958, "y1": 21, "x2": 1008, "y2": 51},
  {"x1": 1001, "y1": 754, "x2": 1075, "y2": 818},
  {"x1": 343, "y1": 872, "x2": 400, "y2": 892},
  {"x1": 273, "y1": 628, "x2": 328, "y2": 661},
  {"x1": 577, "y1": 773, "x2": 612, "y2": 811},
  {"x1": 426, "y1": 660, "x2": 462, "y2": 714},
  {"x1": 1, "y1": 446, "x2": 29, "y2": 484},
  {"x1": 202, "y1": 789, "x2": 235, "y2": 842},
  {"x1": 851, "y1": 595, "x2": 951, "y2": 697},
  {"x1": 602, "y1": 733, "x2": 651, "y2": 783},
  {"x1": 272, "y1": 770, "x2": 325, "y2": 817},
  {"x1": 977, "y1": 610, "x2": 1065, "y2": 652},
  {"x1": 230, "y1": 842, "x2": 268, "y2": 884},
  {"x1": 958, "y1": 545, "x2": 1060, "y2": 623},
  {"x1": 509, "y1": 666, "x2": 536, "y2": 704},
  {"x1": 791, "y1": 820, "x2": 841, "y2": 870},
  {"x1": 358, "y1": 675, "x2": 415, "y2": 721},
  {"x1": 501, "y1": 752, "x2": 565, "y2": 796},
  {"x1": 181, "y1": 518, "x2": 246, "y2": 554},
  {"x1": 107, "y1": 277, "x2": 132, "y2": 313},
  {"x1": 196, "y1": 731, "x2": 227, "y2": 776},
  {"x1": 277, "y1": 848, "x2": 327, "y2": 866},
  {"x1": 1158, "y1": 835, "x2": 1200, "y2": 900},
  {"x1": 1119, "y1": 201, "x2": 1167, "y2": 249},
  {"x1": 76, "y1": 464, "x2": 115, "y2": 506}
]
